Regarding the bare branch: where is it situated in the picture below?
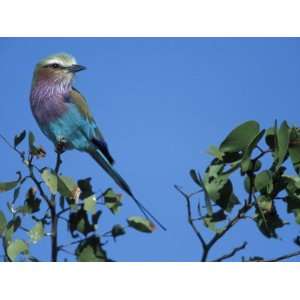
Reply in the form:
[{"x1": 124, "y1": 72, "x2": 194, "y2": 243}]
[
  {"x1": 0, "y1": 133, "x2": 25, "y2": 159},
  {"x1": 28, "y1": 165, "x2": 51, "y2": 207},
  {"x1": 174, "y1": 185, "x2": 207, "y2": 256},
  {"x1": 54, "y1": 150, "x2": 63, "y2": 174},
  {"x1": 57, "y1": 207, "x2": 70, "y2": 217},
  {"x1": 213, "y1": 242, "x2": 247, "y2": 262},
  {"x1": 258, "y1": 250, "x2": 300, "y2": 262},
  {"x1": 49, "y1": 151, "x2": 63, "y2": 262}
]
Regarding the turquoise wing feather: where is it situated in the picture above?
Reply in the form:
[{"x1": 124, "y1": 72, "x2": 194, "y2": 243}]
[{"x1": 67, "y1": 88, "x2": 114, "y2": 164}]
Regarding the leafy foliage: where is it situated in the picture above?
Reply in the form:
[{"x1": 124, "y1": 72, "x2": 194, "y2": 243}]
[
  {"x1": 75, "y1": 235, "x2": 107, "y2": 262},
  {"x1": 7, "y1": 239, "x2": 28, "y2": 261},
  {"x1": 0, "y1": 131, "x2": 155, "y2": 262},
  {"x1": 179, "y1": 120, "x2": 300, "y2": 261},
  {"x1": 127, "y1": 216, "x2": 155, "y2": 233}
]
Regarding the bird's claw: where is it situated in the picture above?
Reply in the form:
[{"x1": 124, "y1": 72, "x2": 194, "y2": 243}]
[{"x1": 56, "y1": 138, "x2": 67, "y2": 154}]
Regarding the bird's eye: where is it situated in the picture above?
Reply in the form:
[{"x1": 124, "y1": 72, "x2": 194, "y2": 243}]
[{"x1": 52, "y1": 63, "x2": 60, "y2": 68}]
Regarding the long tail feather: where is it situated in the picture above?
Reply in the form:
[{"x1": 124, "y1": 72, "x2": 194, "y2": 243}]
[{"x1": 89, "y1": 150, "x2": 166, "y2": 231}]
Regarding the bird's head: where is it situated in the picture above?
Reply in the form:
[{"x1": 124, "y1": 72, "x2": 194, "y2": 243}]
[{"x1": 32, "y1": 53, "x2": 86, "y2": 86}]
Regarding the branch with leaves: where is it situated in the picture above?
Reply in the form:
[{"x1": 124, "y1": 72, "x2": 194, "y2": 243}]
[
  {"x1": 176, "y1": 120, "x2": 300, "y2": 261},
  {"x1": 0, "y1": 131, "x2": 155, "y2": 262}
]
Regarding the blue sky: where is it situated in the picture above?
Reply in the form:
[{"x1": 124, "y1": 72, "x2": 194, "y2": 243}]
[{"x1": 1, "y1": 38, "x2": 300, "y2": 261}]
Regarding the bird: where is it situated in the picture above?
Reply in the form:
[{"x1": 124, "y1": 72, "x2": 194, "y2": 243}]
[{"x1": 30, "y1": 53, "x2": 166, "y2": 231}]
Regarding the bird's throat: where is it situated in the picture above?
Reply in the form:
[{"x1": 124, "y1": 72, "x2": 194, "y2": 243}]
[{"x1": 30, "y1": 78, "x2": 71, "y2": 124}]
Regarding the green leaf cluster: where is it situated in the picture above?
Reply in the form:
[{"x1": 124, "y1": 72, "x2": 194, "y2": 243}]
[{"x1": 190, "y1": 120, "x2": 300, "y2": 239}]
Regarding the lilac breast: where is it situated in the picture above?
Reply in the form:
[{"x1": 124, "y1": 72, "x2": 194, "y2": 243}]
[{"x1": 30, "y1": 80, "x2": 70, "y2": 125}]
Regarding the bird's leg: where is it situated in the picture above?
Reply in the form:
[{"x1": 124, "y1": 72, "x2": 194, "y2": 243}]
[
  {"x1": 55, "y1": 137, "x2": 67, "y2": 154},
  {"x1": 54, "y1": 137, "x2": 67, "y2": 174}
]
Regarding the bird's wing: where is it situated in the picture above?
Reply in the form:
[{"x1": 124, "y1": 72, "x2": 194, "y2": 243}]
[{"x1": 67, "y1": 87, "x2": 115, "y2": 165}]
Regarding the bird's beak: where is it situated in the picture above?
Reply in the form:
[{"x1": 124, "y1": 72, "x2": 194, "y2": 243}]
[{"x1": 67, "y1": 64, "x2": 86, "y2": 73}]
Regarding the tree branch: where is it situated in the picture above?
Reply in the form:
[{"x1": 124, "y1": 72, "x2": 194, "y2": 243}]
[
  {"x1": 213, "y1": 242, "x2": 247, "y2": 262},
  {"x1": 174, "y1": 185, "x2": 207, "y2": 256},
  {"x1": 0, "y1": 133, "x2": 25, "y2": 160},
  {"x1": 252, "y1": 250, "x2": 300, "y2": 262},
  {"x1": 268, "y1": 250, "x2": 300, "y2": 262},
  {"x1": 49, "y1": 151, "x2": 63, "y2": 262},
  {"x1": 203, "y1": 202, "x2": 253, "y2": 261}
]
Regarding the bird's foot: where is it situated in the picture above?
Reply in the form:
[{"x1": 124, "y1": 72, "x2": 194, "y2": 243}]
[{"x1": 56, "y1": 138, "x2": 67, "y2": 154}]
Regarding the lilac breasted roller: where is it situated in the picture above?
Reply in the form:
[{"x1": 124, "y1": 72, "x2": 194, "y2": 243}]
[{"x1": 30, "y1": 53, "x2": 165, "y2": 230}]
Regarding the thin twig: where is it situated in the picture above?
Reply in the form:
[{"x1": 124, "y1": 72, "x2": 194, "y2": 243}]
[
  {"x1": 253, "y1": 149, "x2": 271, "y2": 162},
  {"x1": 57, "y1": 207, "x2": 71, "y2": 217},
  {"x1": 213, "y1": 242, "x2": 247, "y2": 262},
  {"x1": 255, "y1": 145, "x2": 265, "y2": 154},
  {"x1": 58, "y1": 238, "x2": 86, "y2": 249},
  {"x1": 54, "y1": 150, "x2": 62, "y2": 174},
  {"x1": 264, "y1": 250, "x2": 300, "y2": 262},
  {"x1": 29, "y1": 166, "x2": 51, "y2": 207},
  {"x1": 203, "y1": 202, "x2": 253, "y2": 261},
  {"x1": 0, "y1": 133, "x2": 24, "y2": 159},
  {"x1": 174, "y1": 185, "x2": 207, "y2": 254},
  {"x1": 57, "y1": 216, "x2": 68, "y2": 222}
]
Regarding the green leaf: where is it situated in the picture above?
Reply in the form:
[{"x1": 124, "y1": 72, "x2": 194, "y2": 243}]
[
  {"x1": 43, "y1": 169, "x2": 81, "y2": 201},
  {"x1": 0, "y1": 210, "x2": 7, "y2": 236},
  {"x1": 254, "y1": 171, "x2": 272, "y2": 192},
  {"x1": 289, "y1": 146, "x2": 300, "y2": 175},
  {"x1": 265, "y1": 127, "x2": 276, "y2": 151},
  {"x1": 69, "y1": 208, "x2": 94, "y2": 236},
  {"x1": 14, "y1": 130, "x2": 26, "y2": 147},
  {"x1": 244, "y1": 176, "x2": 251, "y2": 193},
  {"x1": 28, "y1": 222, "x2": 44, "y2": 244},
  {"x1": 254, "y1": 205, "x2": 284, "y2": 238},
  {"x1": 203, "y1": 164, "x2": 238, "y2": 212},
  {"x1": 5, "y1": 216, "x2": 21, "y2": 243},
  {"x1": 222, "y1": 152, "x2": 244, "y2": 163},
  {"x1": 220, "y1": 121, "x2": 260, "y2": 153},
  {"x1": 104, "y1": 189, "x2": 122, "y2": 214},
  {"x1": 257, "y1": 195, "x2": 272, "y2": 212},
  {"x1": 75, "y1": 235, "x2": 107, "y2": 262},
  {"x1": 41, "y1": 169, "x2": 58, "y2": 194},
  {"x1": 18, "y1": 188, "x2": 41, "y2": 215},
  {"x1": 92, "y1": 210, "x2": 102, "y2": 226},
  {"x1": 219, "y1": 193, "x2": 240, "y2": 212},
  {"x1": 241, "y1": 159, "x2": 253, "y2": 174},
  {"x1": 127, "y1": 216, "x2": 155, "y2": 233},
  {"x1": 189, "y1": 169, "x2": 203, "y2": 187},
  {"x1": 190, "y1": 170, "x2": 213, "y2": 215},
  {"x1": 78, "y1": 178, "x2": 94, "y2": 199},
  {"x1": 253, "y1": 160, "x2": 262, "y2": 172},
  {"x1": 84, "y1": 195, "x2": 96, "y2": 213},
  {"x1": 58, "y1": 175, "x2": 80, "y2": 200},
  {"x1": 208, "y1": 146, "x2": 224, "y2": 160},
  {"x1": 7, "y1": 239, "x2": 29, "y2": 261},
  {"x1": 286, "y1": 196, "x2": 300, "y2": 224},
  {"x1": 276, "y1": 121, "x2": 290, "y2": 168},
  {"x1": 242, "y1": 129, "x2": 266, "y2": 161},
  {"x1": 285, "y1": 175, "x2": 300, "y2": 196},
  {"x1": 288, "y1": 128, "x2": 300, "y2": 174},
  {"x1": 0, "y1": 173, "x2": 21, "y2": 192},
  {"x1": 111, "y1": 224, "x2": 126, "y2": 240},
  {"x1": 203, "y1": 210, "x2": 226, "y2": 233},
  {"x1": 203, "y1": 165, "x2": 224, "y2": 195}
]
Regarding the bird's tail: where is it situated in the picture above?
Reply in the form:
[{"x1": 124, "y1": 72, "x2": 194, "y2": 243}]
[{"x1": 89, "y1": 150, "x2": 166, "y2": 231}]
